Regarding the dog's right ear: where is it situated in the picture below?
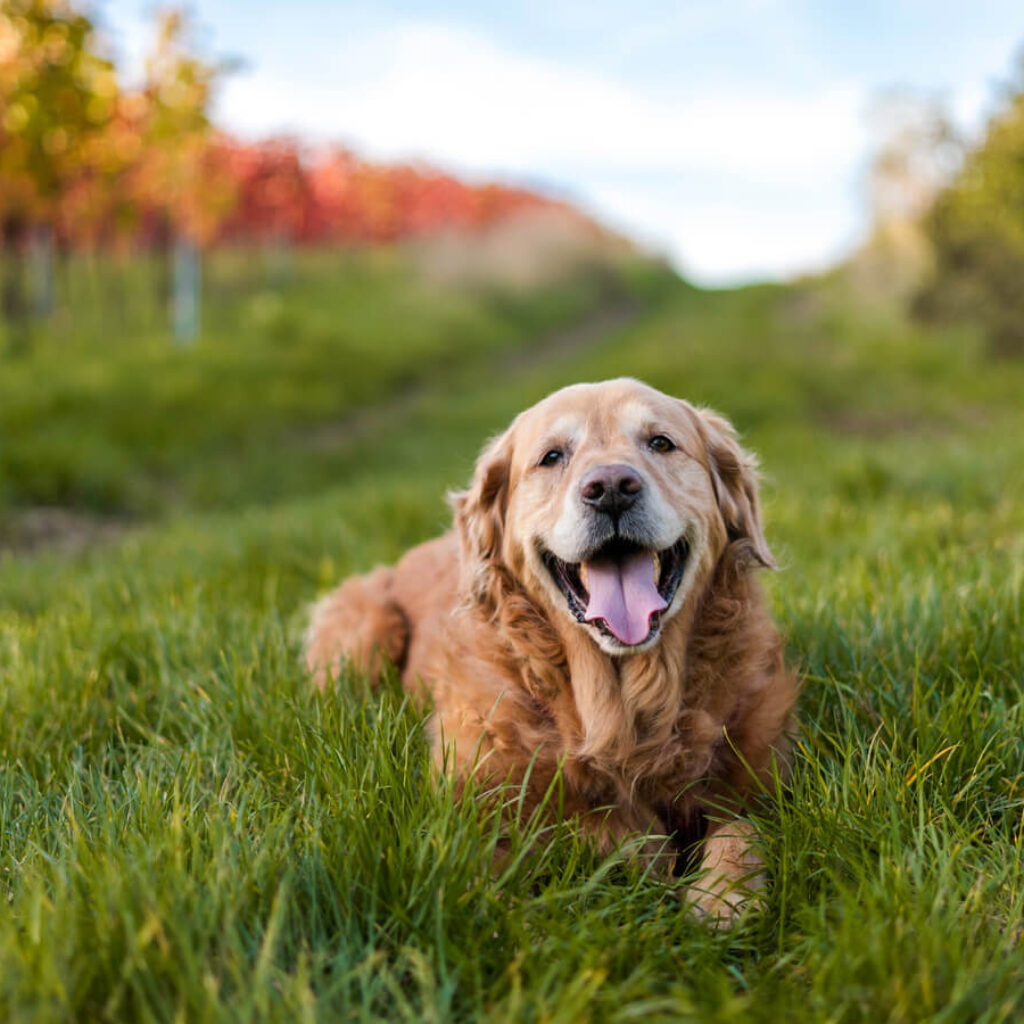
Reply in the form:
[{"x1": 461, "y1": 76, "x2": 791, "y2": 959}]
[
  {"x1": 450, "y1": 427, "x2": 514, "y2": 606},
  {"x1": 694, "y1": 407, "x2": 776, "y2": 570}
]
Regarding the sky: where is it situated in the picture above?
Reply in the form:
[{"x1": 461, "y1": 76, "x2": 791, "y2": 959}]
[{"x1": 97, "y1": 1, "x2": 1023, "y2": 285}]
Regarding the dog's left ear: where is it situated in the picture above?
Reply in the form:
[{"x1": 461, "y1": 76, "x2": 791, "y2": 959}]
[
  {"x1": 696, "y1": 407, "x2": 775, "y2": 569},
  {"x1": 450, "y1": 427, "x2": 514, "y2": 605}
]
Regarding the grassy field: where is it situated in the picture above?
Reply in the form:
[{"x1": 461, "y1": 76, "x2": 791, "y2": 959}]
[
  {"x1": 0, "y1": 247, "x2": 667, "y2": 519},
  {"x1": 1, "y1": 253, "x2": 1023, "y2": 1022}
]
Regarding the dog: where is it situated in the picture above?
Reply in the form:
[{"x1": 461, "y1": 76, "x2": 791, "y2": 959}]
[{"x1": 304, "y1": 377, "x2": 797, "y2": 921}]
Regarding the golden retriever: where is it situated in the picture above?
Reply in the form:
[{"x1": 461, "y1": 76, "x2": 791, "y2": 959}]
[{"x1": 304, "y1": 378, "x2": 797, "y2": 921}]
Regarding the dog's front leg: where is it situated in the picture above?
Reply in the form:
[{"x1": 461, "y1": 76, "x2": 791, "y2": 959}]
[
  {"x1": 577, "y1": 805, "x2": 678, "y2": 877},
  {"x1": 687, "y1": 818, "x2": 765, "y2": 925}
]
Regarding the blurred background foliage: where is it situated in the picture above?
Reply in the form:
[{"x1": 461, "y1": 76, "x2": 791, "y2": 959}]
[
  {"x1": 914, "y1": 61, "x2": 1024, "y2": 355},
  {"x1": 850, "y1": 57, "x2": 1024, "y2": 356},
  {"x1": 5, "y1": 1, "x2": 1024, "y2": 358},
  {"x1": 0, "y1": 0, "x2": 618, "y2": 351}
]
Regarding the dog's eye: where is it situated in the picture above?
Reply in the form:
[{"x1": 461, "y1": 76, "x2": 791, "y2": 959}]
[
  {"x1": 540, "y1": 449, "x2": 564, "y2": 467},
  {"x1": 648, "y1": 435, "x2": 675, "y2": 453}
]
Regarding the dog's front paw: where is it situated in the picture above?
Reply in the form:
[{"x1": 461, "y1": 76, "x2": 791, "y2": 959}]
[
  {"x1": 686, "y1": 819, "x2": 766, "y2": 928},
  {"x1": 687, "y1": 870, "x2": 765, "y2": 928}
]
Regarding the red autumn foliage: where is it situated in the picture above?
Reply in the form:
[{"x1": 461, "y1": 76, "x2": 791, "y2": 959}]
[
  {"x1": 2, "y1": 4, "x2": 591, "y2": 254},
  {"x1": 50, "y1": 132, "x2": 584, "y2": 250},
  {"x1": 209, "y1": 136, "x2": 576, "y2": 248}
]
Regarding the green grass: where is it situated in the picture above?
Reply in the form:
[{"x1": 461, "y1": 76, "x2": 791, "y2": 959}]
[{"x1": 1, "y1": 260, "x2": 1024, "y2": 1021}]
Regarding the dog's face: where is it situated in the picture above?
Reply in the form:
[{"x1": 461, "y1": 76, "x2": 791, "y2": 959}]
[{"x1": 456, "y1": 378, "x2": 773, "y2": 656}]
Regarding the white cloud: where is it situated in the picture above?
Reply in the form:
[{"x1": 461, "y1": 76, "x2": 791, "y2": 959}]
[
  {"x1": 585, "y1": 182, "x2": 862, "y2": 284},
  {"x1": 217, "y1": 22, "x2": 872, "y2": 284}
]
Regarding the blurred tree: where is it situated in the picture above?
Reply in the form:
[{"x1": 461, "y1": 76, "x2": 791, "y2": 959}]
[
  {"x1": 129, "y1": 9, "x2": 235, "y2": 342},
  {"x1": 847, "y1": 89, "x2": 960, "y2": 299},
  {"x1": 915, "y1": 57, "x2": 1024, "y2": 355},
  {"x1": 0, "y1": 0, "x2": 116, "y2": 338},
  {"x1": 867, "y1": 90, "x2": 960, "y2": 225}
]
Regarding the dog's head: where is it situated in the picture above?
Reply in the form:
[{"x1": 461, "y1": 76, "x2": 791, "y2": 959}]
[{"x1": 454, "y1": 378, "x2": 773, "y2": 656}]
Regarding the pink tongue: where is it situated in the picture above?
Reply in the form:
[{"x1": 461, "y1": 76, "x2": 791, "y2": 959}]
[{"x1": 583, "y1": 551, "x2": 668, "y2": 646}]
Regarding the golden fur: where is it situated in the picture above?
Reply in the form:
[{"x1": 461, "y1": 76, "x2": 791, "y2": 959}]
[{"x1": 304, "y1": 378, "x2": 797, "y2": 921}]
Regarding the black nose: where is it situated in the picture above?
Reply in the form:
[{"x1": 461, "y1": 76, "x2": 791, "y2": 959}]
[{"x1": 580, "y1": 463, "x2": 643, "y2": 515}]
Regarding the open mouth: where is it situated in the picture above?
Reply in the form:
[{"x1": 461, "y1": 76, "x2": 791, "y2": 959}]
[{"x1": 541, "y1": 536, "x2": 690, "y2": 648}]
